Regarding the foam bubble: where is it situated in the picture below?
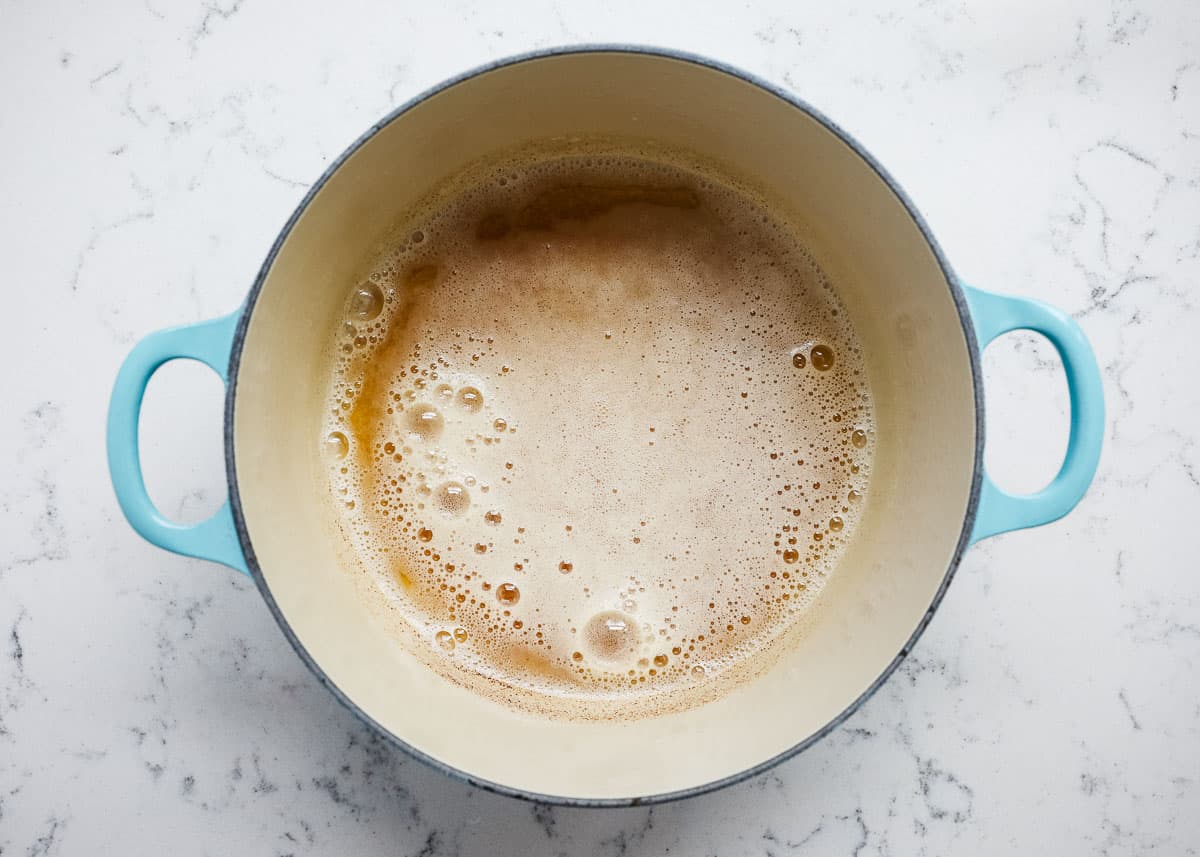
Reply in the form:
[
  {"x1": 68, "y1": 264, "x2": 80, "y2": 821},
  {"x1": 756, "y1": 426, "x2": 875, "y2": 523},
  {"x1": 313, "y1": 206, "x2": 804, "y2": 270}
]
[
  {"x1": 496, "y1": 582, "x2": 520, "y2": 605},
  {"x1": 457, "y1": 386, "x2": 484, "y2": 411},
  {"x1": 810, "y1": 344, "x2": 835, "y2": 371},
  {"x1": 434, "y1": 481, "x2": 470, "y2": 516},
  {"x1": 583, "y1": 611, "x2": 639, "y2": 663},
  {"x1": 348, "y1": 282, "x2": 384, "y2": 321},
  {"x1": 406, "y1": 404, "x2": 444, "y2": 439},
  {"x1": 325, "y1": 431, "x2": 349, "y2": 459}
]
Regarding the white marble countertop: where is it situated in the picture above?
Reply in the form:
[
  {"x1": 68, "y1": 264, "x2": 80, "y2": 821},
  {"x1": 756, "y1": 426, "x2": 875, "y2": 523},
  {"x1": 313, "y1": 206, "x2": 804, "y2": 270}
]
[{"x1": 3, "y1": 0, "x2": 1199, "y2": 853}]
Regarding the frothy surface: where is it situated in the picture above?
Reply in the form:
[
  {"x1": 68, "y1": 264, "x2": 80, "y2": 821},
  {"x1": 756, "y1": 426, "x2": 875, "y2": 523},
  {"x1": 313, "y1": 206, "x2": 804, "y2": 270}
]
[{"x1": 321, "y1": 147, "x2": 875, "y2": 719}]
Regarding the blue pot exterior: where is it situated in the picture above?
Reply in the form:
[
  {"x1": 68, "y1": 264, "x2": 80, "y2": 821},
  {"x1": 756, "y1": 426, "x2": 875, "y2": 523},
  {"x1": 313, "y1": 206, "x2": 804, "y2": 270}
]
[{"x1": 106, "y1": 45, "x2": 1104, "y2": 807}]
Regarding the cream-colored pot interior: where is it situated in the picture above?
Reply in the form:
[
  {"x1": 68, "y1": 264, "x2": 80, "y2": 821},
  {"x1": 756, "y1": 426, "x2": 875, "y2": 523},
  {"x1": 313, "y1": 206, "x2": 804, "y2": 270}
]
[{"x1": 232, "y1": 50, "x2": 977, "y2": 801}]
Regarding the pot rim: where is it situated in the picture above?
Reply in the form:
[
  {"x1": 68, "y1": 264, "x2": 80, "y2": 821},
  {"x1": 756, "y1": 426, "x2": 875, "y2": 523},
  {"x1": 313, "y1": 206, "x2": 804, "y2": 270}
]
[{"x1": 223, "y1": 43, "x2": 985, "y2": 808}]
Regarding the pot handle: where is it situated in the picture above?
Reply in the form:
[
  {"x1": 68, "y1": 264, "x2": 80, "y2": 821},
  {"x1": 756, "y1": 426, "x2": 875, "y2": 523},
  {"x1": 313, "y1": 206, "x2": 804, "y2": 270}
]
[
  {"x1": 964, "y1": 285, "x2": 1104, "y2": 543},
  {"x1": 106, "y1": 311, "x2": 248, "y2": 574}
]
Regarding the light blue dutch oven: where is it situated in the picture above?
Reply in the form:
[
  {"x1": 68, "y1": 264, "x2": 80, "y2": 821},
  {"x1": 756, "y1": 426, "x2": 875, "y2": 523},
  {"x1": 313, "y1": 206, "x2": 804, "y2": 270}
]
[{"x1": 107, "y1": 47, "x2": 1103, "y2": 806}]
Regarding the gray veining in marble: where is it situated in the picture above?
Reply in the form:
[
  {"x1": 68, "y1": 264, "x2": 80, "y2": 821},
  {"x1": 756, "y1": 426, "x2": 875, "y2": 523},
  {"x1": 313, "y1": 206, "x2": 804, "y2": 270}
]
[{"x1": 2, "y1": 0, "x2": 1198, "y2": 853}]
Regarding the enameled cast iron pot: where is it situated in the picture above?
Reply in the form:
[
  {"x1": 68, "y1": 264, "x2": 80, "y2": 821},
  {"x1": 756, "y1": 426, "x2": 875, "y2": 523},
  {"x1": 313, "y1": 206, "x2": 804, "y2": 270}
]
[{"x1": 107, "y1": 46, "x2": 1104, "y2": 806}]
